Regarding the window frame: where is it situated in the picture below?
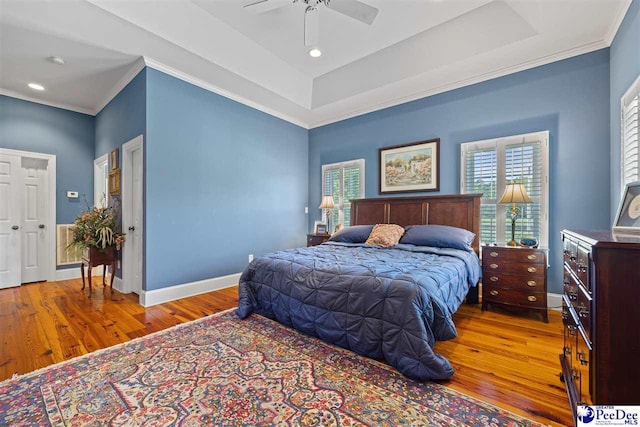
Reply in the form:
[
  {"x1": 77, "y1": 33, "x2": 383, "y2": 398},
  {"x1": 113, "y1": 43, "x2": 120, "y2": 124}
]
[
  {"x1": 321, "y1": 159, "x2": 365, "y2": 227},
  {"x1": 460, "y1": 131, "x2": 549, "y2": 247},
  {"x1": 621, "y1": 74, "x2": 640, "y2": 188}
]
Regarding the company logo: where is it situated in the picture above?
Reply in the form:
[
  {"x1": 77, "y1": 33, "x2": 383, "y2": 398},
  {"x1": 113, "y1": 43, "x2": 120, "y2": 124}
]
[
  {"x1": 577, "y1": 406, "x2": 596, "y2": 424},
  {"x1": 577, "y1": 406, "x2": 640, "y2": 426}
]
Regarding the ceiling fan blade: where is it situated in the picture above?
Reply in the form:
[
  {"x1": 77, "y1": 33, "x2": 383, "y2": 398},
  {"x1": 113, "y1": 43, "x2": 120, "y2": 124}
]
[
  {"x1": 304, "y1": 6, "x2": 319, "y2": 47},
  {"x1": 243, "y1": 0, "x2": 291, "y2": 15},
  {"x1": 326, "y1": 0, "x2": 378, "y2": 25}
]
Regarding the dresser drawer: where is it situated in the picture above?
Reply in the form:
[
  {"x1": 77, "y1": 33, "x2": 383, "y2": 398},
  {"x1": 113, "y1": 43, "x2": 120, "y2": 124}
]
[
  {"x1": 482, "y1": 260, "x2": 545, "y2": 277},
  {"x1": 483, "y1": 285, "x2": 546, "y2": 308},
  {"x1": 563, "y1": 236, "x2": 578, "y2": 272},
  {"x1": 574, "y1": 283, "x2": 592, "y2": 343},
  {"x1": 576, "y1": 244, "x2": 591, "y2": 292},
  {"x1": 484, "y1": 273, "x2": 545, "y2": 291},
  {"x1": 483, "y1": 247, "x2": 545, "y2": 264}
]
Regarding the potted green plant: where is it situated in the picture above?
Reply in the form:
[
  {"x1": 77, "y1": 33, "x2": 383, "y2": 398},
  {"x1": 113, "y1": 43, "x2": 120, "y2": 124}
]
[{"x1": 69, "y1": 201, "x2": 125, "y2": 260}]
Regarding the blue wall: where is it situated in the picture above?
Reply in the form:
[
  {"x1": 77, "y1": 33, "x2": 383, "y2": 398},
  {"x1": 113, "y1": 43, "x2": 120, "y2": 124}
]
[
  {"x1": 95, "y1": 69, "x2": 146, "y2": 160},
  {"x1": 309, "y1": 49, "x2": 612, "y2": 294},
  {"x1": 0, "y1": 95, "x2": 95, "y2": 224},
  {"x1": 145, "y1": 68, "x2": 309, "y2": 291},
  {"x1": 94, "y1": 68, "x2": 147, "y2": 279},
  {"x1": 610, "y1": 0, "x2": 640, "y2": 216}
]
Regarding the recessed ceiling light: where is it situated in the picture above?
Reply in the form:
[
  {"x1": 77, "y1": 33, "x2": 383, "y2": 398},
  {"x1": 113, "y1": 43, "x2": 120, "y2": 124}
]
[
  {"x1": 48, "y1": 56, "x2": 66, "y2": 65},
  {"x1": 309, "y1": 48, "x2": 322, "y2": 58},
  {"x1": 28, "y1": 83, "x2": 45, "y2": 91}
]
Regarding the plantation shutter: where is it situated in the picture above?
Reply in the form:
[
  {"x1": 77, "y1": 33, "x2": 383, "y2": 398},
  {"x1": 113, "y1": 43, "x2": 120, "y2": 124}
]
[
  {"x1": 622, "y1": 76, "x2": 640, "y2": 186},
  {"x1": 461, "y1": 132, "x2": 548, "y2": 247},
  {"x1": 505, "y1": 141, "x2": 543, "y2": 242},
  {"x1": 322, "y1": 159, "x2": 365, "y2": 229},
  {"x1": 462, "y1": 145, "x2": 497, "y2": 244}
]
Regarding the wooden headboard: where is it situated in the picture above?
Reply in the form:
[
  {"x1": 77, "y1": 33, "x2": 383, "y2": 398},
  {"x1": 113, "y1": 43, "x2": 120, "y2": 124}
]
[{"x1": 351, "y1": 194, "x2": 483, "y2": 254}]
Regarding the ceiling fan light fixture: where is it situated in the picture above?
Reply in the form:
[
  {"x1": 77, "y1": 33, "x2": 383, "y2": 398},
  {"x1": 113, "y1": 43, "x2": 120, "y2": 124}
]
[{"x1": 309, "y1": 47, "x2": 322, "y2": 58}]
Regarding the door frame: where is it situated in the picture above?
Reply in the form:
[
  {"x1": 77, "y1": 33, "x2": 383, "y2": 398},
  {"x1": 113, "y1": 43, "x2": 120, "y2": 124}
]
[
  {"x1": 121, "y1": 135, "x2": 144, "y2": 295},
  {"x1": 0, "y1": 148, "x2": 57, "y2": 282}
]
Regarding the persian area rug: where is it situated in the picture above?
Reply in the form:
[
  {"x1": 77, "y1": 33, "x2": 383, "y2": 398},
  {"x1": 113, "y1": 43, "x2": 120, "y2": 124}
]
[{"x1": 0, "y1": 309, "x2": 544, "y2": 426}]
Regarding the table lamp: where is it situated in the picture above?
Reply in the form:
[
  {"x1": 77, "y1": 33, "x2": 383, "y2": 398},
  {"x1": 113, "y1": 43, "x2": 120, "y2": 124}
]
[
  {"x1": 319, "y1": 195, "x2": 335, "y2": 234},
  {"x1": 498, "y1": 183, "x2": 532, "y2": 246}
]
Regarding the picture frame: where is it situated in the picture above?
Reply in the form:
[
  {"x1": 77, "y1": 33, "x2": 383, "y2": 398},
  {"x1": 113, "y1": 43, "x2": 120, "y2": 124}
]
[
  {"x1": 379, "y1": 138, "x2": 440, "y2": 193},
  {"x1": 109, "y1": 169, "x2": 121, "y2": 196},
  {"x1": 613, "y1": 180, "x2": 640, "y2": 234},
  {"x1": 315, "y1": 223, "x2": 328, "y2": 234},
  {"x1": 110, "y1": 148, "x2": 119, "y2": 170}
]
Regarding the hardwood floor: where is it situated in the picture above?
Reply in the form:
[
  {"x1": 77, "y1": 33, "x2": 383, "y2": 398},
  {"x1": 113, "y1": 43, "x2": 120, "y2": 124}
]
[{"x1": 0, "y1": 279, "x2": 572, "y2": 426}]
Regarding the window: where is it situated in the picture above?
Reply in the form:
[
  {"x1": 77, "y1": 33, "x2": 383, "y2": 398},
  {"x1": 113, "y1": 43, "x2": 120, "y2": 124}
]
[
  {"x1": 322, "y1": 159, "x2": 365, "y2": 229},
  {"x1": 622, "y1": 75, "x2": 640, "y2": 187},
  {"x1": 461, "y1": 131, "x2": 549, "y2": 247}
]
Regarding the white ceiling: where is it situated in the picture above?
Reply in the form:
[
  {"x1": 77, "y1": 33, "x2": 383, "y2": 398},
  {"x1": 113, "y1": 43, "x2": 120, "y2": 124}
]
[{"x1": 0, "y1": 0, "x2": 631, "y2": 128}]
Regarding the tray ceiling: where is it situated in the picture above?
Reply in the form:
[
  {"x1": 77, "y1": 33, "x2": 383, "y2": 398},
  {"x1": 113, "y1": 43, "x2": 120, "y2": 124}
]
[{"x1": 0, "y1": 0, "x2": 631, "y2": 128}]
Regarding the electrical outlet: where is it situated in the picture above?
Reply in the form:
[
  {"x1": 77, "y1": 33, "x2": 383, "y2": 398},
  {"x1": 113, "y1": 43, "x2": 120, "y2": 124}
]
[{"x1": 248, "y1": 254, "x2": 254, "y2": 263}]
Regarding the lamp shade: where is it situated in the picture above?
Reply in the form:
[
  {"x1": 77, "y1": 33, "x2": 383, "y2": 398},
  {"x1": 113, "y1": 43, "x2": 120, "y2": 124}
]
[
  {"x1": 498, "y1": 183, "x2": 532, "y2": 204},
  {"x1": 319, "y1": 195, "x2": 335, "y2": 209}
]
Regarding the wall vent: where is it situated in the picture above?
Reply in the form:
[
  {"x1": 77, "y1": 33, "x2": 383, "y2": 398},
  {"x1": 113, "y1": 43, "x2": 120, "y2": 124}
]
[{"x1": 56, "y1": 224, "x2": 83, "y2": 266}]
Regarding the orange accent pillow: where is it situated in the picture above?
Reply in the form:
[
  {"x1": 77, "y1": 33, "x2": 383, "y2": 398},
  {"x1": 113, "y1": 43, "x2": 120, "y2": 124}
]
[{"x1": 365, "y1": 224, "x2": 405, "y2": 247}]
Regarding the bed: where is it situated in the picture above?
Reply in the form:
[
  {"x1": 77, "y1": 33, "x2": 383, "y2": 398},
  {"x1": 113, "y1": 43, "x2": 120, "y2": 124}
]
[{"x1": 237, "y1": 194, "x2": 482, "y2": 381}]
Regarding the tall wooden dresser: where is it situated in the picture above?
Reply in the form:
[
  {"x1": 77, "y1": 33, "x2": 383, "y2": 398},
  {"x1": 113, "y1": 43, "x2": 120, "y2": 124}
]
[{"x1": 560, "y1": 230, "x2": 640, "y2": 421}]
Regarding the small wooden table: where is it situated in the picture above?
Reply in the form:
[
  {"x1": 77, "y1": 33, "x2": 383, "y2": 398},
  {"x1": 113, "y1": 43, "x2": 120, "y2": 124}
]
[{"x1": 81, "y1": 247, "x2": 116, "y2": 297}]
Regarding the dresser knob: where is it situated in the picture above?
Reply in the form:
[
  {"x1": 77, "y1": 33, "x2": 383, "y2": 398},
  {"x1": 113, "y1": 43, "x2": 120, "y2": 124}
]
[
  {"x1": 527, "y1": 254, "x2": 537, "y2": 260},
  {"x1": 489, "y1": 276, "x2": 499, "y2": 282},
  {"x1": 490, "y1": 263, "x2": 498, "y2": 269},
  {"x1": 527, "y1": 280, "x2": 536, "y2": 287},
  {"x1": 527, "y1": 295, "x2": 537, "y2": 302},
  {"x1": 489, "y1": 290, "x2": 499, "y2": 296},
  {"x1": 490, "y1": 251, "x2": 499, "y2": 257},
  {"x1": 527, "y1": 267, "x2": 537, "y2": 273}
]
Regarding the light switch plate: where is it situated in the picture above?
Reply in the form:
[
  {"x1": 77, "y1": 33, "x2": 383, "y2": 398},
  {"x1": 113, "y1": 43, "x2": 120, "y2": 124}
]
[{"x1": 67, "y1": 191, "x2": 79, "y2": 198}]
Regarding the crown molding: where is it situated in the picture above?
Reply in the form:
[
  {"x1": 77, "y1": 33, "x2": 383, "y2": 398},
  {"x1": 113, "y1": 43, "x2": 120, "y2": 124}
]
[
  {"x1": 307, "y1": 39, "x2": 611, "y2": 129},
  {"x1": 143, "y1": 57, "x2": 310, "y2": 129},
  {"x1": 0, "y1": 88, "x2": 95, "y2": 116},
  {"x1": 604, "y1": 1, "x2": 633, "y2": 45},
  {"x1": 95, "y1": 57, "x2": 146, "y2": 115}
]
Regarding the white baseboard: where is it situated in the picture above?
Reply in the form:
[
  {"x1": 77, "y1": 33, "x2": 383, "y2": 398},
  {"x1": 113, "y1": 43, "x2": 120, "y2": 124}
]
[
  {"x1": 55, "y1": 266, "x2": 105, "y2": 281},
  {"x1": 140, "y1": 272, "x2": 241, "y2": 307},
  {"x1": 547, "y1": 292, "x2": 563, "y2": 311},
  {"x1": 112, "y1": 275, "x2": 124, "y2": 293}
]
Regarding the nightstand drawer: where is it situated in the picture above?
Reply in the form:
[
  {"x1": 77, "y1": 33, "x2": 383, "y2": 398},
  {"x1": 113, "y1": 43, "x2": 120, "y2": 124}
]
[
  {"x1": 483, "y1": 273, "x2": 545, "y2": 291},
  {"x1": 483, "y1": 285, "x2": 546, "y2": 308},
  {"x1": 484, "y1": 247, "x2": 545, "y2": 264},
  {"x1": 307, "y1": 234, "x2": 330, "y2": 247},
  {"x1": 482, "y1": 260, "x2": 545, "y2": 276}
]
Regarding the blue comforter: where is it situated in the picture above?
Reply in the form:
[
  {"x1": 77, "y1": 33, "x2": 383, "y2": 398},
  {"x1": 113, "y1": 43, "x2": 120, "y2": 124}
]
[{"x1": 236, "y1": 242, "x2": 481, "y2": 381}]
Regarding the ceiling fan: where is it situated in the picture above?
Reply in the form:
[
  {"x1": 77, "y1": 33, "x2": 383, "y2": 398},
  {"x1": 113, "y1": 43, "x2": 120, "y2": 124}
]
[{"x1": 244, "y1": 0, "x2": 379, "y2": 48}]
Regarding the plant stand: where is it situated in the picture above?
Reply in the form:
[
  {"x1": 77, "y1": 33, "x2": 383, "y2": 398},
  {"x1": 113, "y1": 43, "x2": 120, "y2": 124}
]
[{"x1": 81, "y1": 246, "x2": 116, "y2": 297}]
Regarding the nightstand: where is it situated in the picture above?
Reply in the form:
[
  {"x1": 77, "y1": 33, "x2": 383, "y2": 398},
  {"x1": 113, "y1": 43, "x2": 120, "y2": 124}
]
[
  {"x1": 481, "y1": 245, "x2": 548, "y2": 322},
  {"x1": 307, "y1": 233, "x2": 330, "y2": 247}
]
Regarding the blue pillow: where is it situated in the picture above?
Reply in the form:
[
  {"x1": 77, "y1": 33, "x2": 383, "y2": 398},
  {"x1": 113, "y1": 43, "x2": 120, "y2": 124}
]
[
  {"x1": 328, "y1": 225, "x2": 375, "y2": 243},
  {"x1": 399, "y1": 224, "x2": 475, "y2": 251}
]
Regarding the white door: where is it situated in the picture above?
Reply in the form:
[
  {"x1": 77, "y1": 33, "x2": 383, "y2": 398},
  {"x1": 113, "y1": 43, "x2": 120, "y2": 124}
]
[
  {"x1": 123, "y1": 136, "x2": 143, "y2": 296},
  {"x1": 94, "y1": 155, "x2": 109, "y2": 208},
  {"x1": 0, "y1": 153, "x2": 21, "y2": 288},
  {"x1": 130, "y1": 147, "x2": 143, "y2": 294},
  {"x1": 21, "y1": 159, "x2": 48, "y2": 283}
]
